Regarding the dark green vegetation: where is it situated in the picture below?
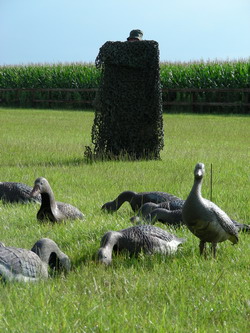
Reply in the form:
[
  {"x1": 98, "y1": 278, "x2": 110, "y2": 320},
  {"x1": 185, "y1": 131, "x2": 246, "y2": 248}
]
[
  {"x1": 0, "y1": 108, "x2": 249, "y2": 332},
  {"x1": 0, "y1": 60, "x2": 249, "y2": 113}
]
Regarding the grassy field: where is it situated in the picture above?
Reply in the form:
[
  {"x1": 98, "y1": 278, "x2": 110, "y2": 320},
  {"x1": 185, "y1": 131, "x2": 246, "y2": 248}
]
[{"x1": 0, "y1": 108, "x2": 249, "y2": 333}]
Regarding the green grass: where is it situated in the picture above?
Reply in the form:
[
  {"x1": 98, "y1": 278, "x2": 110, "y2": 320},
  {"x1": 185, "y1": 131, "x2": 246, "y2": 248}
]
[{"x1": 0, "y1": 108, "x2": 249, "y2": 333}]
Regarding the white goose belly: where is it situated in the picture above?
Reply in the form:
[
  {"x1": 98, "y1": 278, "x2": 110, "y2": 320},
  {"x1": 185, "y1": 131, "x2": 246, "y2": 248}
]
[{"x1": 152, "y1": 239, "x2": 181, "y2": 255}]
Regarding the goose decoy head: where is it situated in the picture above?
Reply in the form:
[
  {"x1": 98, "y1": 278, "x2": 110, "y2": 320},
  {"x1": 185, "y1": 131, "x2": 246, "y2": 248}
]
[
  {"x1": 30, "y1": 177, "x2": 49, "y2": 196},
  {"x1": 97, "y1": 231, "x2": 120, "y2": 265},
  {"x1": 101, "y1": 201, "x2": 115, "y2": 212},
  {"x1": 97, "y1": 247, "x2": 112, "y2": 265},
  {"x1": 194, "y1": 163, "x2": 205, "y2": 180}
]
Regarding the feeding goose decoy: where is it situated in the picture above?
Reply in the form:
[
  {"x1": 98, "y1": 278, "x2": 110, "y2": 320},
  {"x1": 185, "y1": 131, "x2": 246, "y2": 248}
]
[
  {"x1": 182, "y1": 163, "x2": 239, "y2": 258},
  {"x1": 0, "y1": 238, "x2": 71, "y2": 282},
  {"x1": 0, "y1": 182, "x2": 41, "y2": 204},
  {"x1": 30, "y1": 177, "x2": 85, "y2": 222},
  {"x1": 101, "y1": 190, "x2": 182, "y2": 212},
  {"x1": 98, "y1": 225, "x2": 186, "y2": 265}
]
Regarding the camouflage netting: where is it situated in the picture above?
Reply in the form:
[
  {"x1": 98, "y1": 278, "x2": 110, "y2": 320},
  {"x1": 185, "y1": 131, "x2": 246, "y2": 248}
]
[{"x1": 86, "y1": 40, "x2": 164, "y2": 160}]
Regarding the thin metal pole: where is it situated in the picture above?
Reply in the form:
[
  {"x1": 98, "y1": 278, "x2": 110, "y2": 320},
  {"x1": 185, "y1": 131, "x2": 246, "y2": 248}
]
[{"x1": 210, "y1": 163, "x2": 213, "y2": 202}]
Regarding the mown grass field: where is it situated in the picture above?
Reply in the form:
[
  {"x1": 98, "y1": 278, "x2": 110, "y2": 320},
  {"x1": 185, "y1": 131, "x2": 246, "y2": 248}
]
[{"x1": 0, "y1": 108, "x2": 249, "y2": 333}]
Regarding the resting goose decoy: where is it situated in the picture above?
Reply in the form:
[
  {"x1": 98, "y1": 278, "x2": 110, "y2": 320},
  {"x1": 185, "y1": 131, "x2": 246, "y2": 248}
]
[
  {"x1": 98, "y1": 225, "x2": 186, "y2": 265},
  {"x1": 101, "y1": 190, "x2": 182, "y2": 212},
  {"x1": 0, "y1": 182, "x2": 41, "y2": 204},
  {"x1": 182, "y1": 163, "x2": 239, "y2": 258},
  {"x1": 0, "y1": 238, "x2": 71, "y2": 282},
  {"x1": 30, "y1": 177, "x2": 84, "y2": 222},
  {"x1": 130, "y1": 200, "x2": 185, "y2": 227}
]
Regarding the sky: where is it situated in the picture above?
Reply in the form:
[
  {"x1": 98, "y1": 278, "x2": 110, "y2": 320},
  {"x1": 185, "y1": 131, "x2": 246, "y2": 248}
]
[{"x1": 0, "y1": 0, "x2": 249, "y2": 66}]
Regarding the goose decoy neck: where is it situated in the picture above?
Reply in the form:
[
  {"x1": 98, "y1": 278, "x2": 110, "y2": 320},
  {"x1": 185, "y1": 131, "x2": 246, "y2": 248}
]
[
  {"x1": 31, "y1": 238, "x2": 56, "y2": 263},
  {"x1": 31, "y1": 177, "x2": 56, "y2": 206},
  {"x1": 190, "y1": 163, "x2": 205, "y2": 196},
  {"x1": 98, "y1": 231, "x2": 121, "y2": 265},
  {"x1": 100, "y1": 231, "x2": 121, "y2": 248},
  {"x1": 31, "y1": 238, "x2": 71, "y2": 272},
  {"x1": 102, "y1": 191, "x2": 136, "y2": 211}
]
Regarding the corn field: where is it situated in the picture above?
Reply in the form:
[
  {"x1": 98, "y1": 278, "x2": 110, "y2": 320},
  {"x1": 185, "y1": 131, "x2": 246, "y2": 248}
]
[{"x1": 0, "y1": 60, "x2": 249, "y2": 113}]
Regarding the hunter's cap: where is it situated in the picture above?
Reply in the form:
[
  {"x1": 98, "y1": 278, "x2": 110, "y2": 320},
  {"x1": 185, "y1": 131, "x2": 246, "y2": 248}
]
[{"x1": 127, "y1": 29, "x2": 143, "y2": 41}]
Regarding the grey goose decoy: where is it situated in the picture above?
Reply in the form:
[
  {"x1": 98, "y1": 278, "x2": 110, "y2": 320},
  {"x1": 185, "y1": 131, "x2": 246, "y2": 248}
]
[
  {"x1": 0, "y1": 238, "x2": 71, "y2": 282},
  {"x1": 101, "y1": 190, "x2": 182, "y2": 212},
  {"x1": 30, "y1": 177, "x2": 84, "y2": 222},
  {"x1": 182, "y1": 163, "x2": 239, "y2": 258},
  {"x1": 130, "y1": 200, "x2": 249, "y2": 232},
  {"x1": 98, "y1": 225, "x2": 186, "y2": 265},
  {"x1": 0, "y1": 182, "x2": 41, "y2": 204},
  {"x1": 130, "y1": 200, "x2": 185, "y2": 227}
]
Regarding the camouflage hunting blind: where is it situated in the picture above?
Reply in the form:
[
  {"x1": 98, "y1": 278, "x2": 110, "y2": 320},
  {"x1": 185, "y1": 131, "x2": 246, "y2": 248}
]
[{"x1": 90, "y1": 40, "x2": 164, "y2": 160}]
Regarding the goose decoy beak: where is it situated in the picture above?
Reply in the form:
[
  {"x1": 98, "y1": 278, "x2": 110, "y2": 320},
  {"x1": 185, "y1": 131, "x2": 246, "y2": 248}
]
[{"x1": 30, "y1": 185, "x2": 41, "y2": 197}]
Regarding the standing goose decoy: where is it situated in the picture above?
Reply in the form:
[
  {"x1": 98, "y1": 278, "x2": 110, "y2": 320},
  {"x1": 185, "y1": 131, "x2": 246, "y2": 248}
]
[
  {"x1": 98, "y1": 225, "x2": 186, "y2": 265},
  {"x1": 131, "y1": 200, "x2": 250, "y2": 232},
  {"x1": 30, "y1": 177, "x2": 85, "y2": 222},
  {"x1": 101, "y1": 190, "x2": 182, "y2": 212},
  {"x1": 0, "y1": 238, "x2": 71, "y2": 282},
  {"x1": 0, "y1": 182, "x2": 41, "y2": 204},
  {"x1": 182, "y1": 163, "x2": 239, "y2": 258}
]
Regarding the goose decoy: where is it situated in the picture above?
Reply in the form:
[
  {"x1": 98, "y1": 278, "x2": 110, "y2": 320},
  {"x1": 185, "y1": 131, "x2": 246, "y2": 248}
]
[
  {"x1": 231, "y1": 220, "x2": 250, "y2": 233},
  {"x1": 182, "y1": 163, "x2": 239, "y2": 258},
  {"x1": 0, "y1": 238, "x2": 71, "y2": 282},
  {"x1": 0, "y1": 182, "x2": 41, "y2": 204},
  {"x1": 131, "y1": 200, "x2": 250, "y2": 232},
  {"x1": 30, "y1": 177, "x2": 84, "y2": 222},
  {"x1": 131, "y1": 205, "x2": 183, "y2": 228},
  {"x1": 101, "y1": 190, "x2": 182, "y2": 212},
  {"x1": 98, "y1": 225, "x2": 186, "y2": 265},
  {"x1": 130, "y1": 200, "x2": 185, "y2": 227}
]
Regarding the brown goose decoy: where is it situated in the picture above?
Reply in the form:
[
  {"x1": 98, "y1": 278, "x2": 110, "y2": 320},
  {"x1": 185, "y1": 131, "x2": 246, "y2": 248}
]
[
  {"x1": 101, "y1": 190, "x2": 182, "y2": 212},
  {"x1": 30, "y1": 177, "x2": 84, "y2": 222},
  {"x1": 98, "y1": 225, "x2": 186, "y2": 265},
  {"x1": 182, "y1": 163, "x2": 239, "y2": 258},
  {"x1": 0, "y1": 238, "x2": 71, "y2": 282},
  {"x1": 0, "y1": 182, "x2": 41, "y2": 204}
]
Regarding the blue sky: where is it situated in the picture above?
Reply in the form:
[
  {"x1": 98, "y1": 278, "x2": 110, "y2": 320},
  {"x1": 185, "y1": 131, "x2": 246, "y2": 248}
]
[{"x1": 0, "y1": 0, "x2": 249, "y2": 65}]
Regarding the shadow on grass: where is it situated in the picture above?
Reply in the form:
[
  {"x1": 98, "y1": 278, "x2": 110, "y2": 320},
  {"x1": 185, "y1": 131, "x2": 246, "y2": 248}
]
[
  {"x1": 3, "y1": 154, "x2": 164, "y2": 168},
  {"x1": 2, "y1": 157, "x2": 86, "y2": 168}
]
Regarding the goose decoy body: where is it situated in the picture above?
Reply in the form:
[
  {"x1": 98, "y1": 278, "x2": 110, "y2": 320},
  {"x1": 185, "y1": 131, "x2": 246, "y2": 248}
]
[
  {"x1": 0, "y1": 182, "x2": 41, "y2": 204},
  {"x1": 30, "y1": 177, "x2": 84, "y2": 222},
  {"x1": 0, "y1": 238, "x2": 71, "y2": 282},
  {"x1": 182, "y1": 163, "x2": 239, "y2": 258},
  {"x1": 98, "y1": 225, "x2": 186, "y2": 265},
  {"x1": 101, "y1": 190, "x2": 182, "y2": 212},
  {"x1": 130, "y1": 200, "x2": 185, "y2": 227},
  {"x1": 130, "y1": 200, "x2": 249, "y2": 232},
  {"x1": 231, "y1": 220, "x2": 250, "y2": 233}
]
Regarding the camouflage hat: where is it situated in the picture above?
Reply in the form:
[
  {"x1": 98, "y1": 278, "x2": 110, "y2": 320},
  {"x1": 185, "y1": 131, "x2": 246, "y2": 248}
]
[{"x1": 127, "y1": 29, "x2": 143, "y2": 41}]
